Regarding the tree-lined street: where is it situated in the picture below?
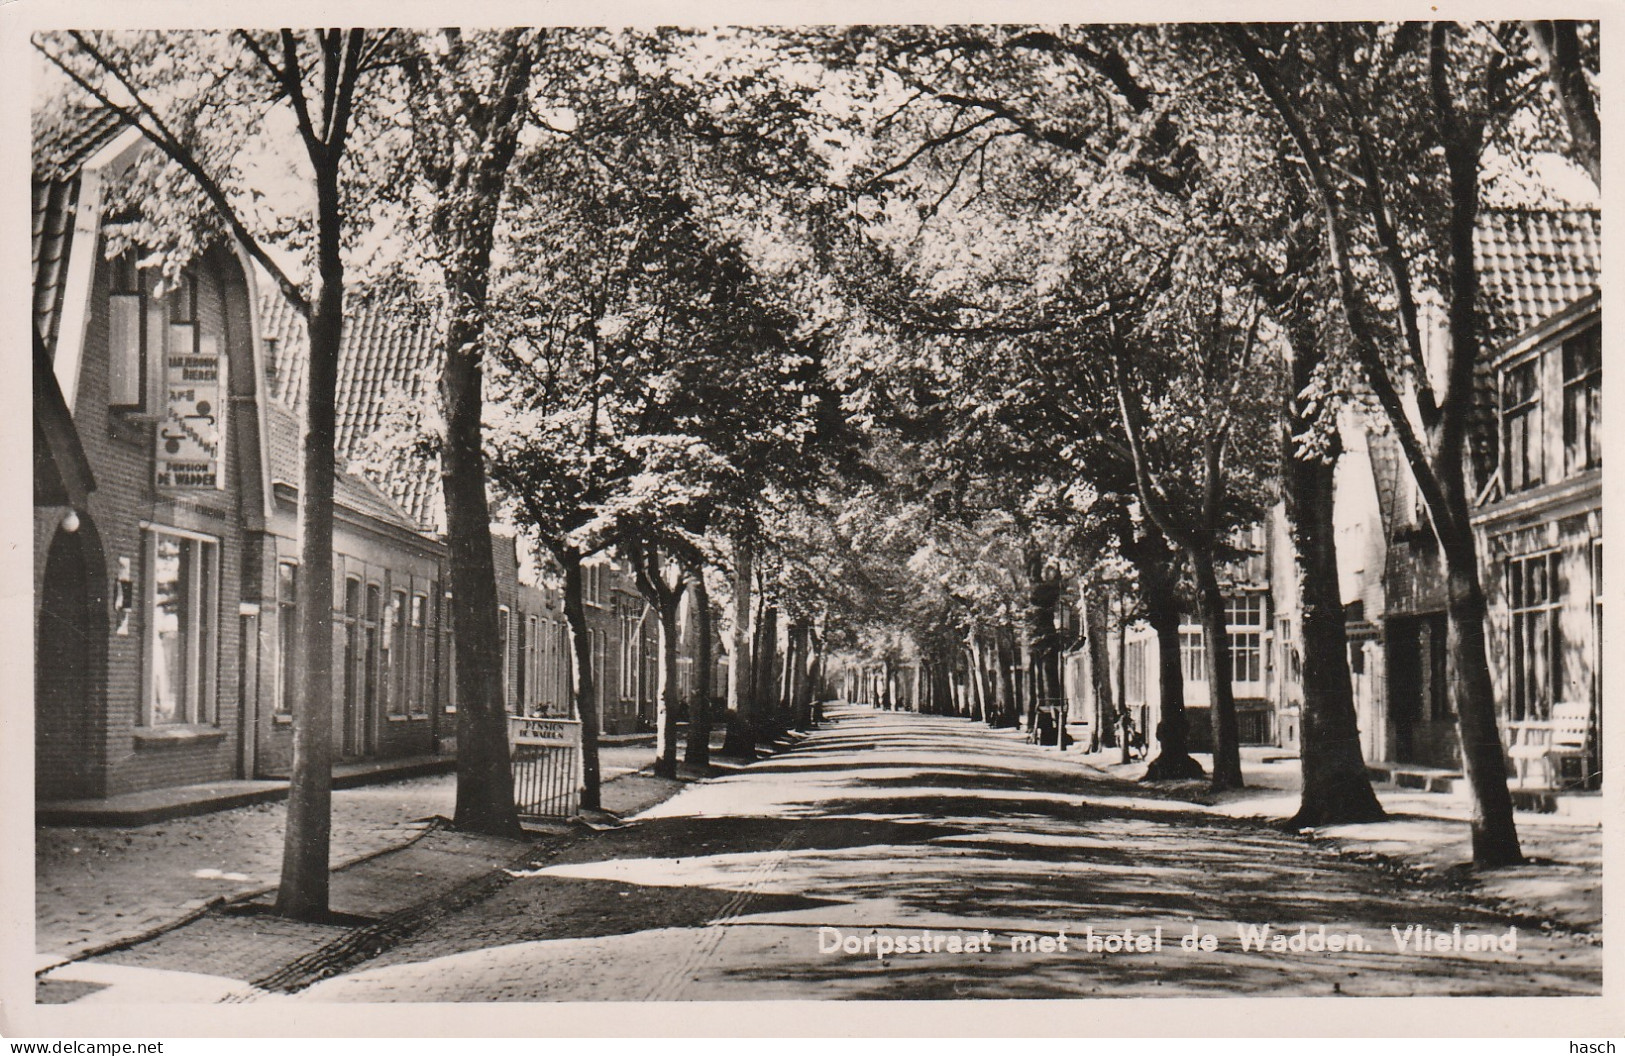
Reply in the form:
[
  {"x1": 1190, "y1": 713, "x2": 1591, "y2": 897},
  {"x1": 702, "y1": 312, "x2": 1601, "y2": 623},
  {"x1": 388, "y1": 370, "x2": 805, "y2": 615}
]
[
  {"x1": 28, "y1": 20, "x2": 1604, "y2": 1017},
  {"x1": 287, "y1": 705, "x2": 1597, "y2": 1002}
]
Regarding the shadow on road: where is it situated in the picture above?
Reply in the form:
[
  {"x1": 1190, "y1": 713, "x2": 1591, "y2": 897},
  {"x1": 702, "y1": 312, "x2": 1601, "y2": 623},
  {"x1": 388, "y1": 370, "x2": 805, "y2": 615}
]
[{"x1": 311, "y1": 705, "x2": 1601, "y2": 1000}]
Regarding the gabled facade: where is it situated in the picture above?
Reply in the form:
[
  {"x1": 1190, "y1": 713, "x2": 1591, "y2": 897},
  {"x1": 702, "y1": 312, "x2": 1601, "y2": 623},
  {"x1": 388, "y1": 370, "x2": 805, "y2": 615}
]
[
  {"x1": 1356, "y1": 209, "x2": 1601, "y2": 786},
  {"x1": 33, "y1": 118, "x2": 275, "y2": 799},
  {"x1": 33, "y1": 112, "x2": 729, "y2": 805}
]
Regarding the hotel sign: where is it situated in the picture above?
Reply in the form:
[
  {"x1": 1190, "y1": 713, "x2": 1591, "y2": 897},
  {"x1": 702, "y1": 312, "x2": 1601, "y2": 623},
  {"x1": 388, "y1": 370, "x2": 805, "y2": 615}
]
[{"x1": 156, "y1": 330, "x2": 226, "y2": 489}]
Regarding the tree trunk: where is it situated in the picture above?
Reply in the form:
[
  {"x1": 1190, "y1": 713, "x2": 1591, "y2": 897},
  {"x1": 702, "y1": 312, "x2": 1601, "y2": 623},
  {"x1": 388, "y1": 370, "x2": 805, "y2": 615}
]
[
  {"x1": 685, "y1": 571, "x2": 713, "y2": 767},
  {"x1": 794, "y1": 622, "x2": 817, "y2": 730},
  {"x1": 1191, "y1": 551, "x2": 1244, "y2": 791},
  {"x1": 756, "y1": 603, "x2": 781, "y2": 735},
  {"x1": 991, "y1": 627, "x2": 1018, "y2": 727},
  {"x1": 1116, "y1": 594, "x2": 1132, "y2": 765},
  {"x1": 966, "y1": 639, "x2": 986, "y2": 722},
  {"x1": 277, "y1": 248, "x2": 343, "y2": 920},
  {"x1": 813, "y1": 655, "x2": 827, "y2": 724},
  {"x1": 881, "y1": 658, "x2": 894, "y2": 711},
  {"x1": 655, "y1": 597, "x2": 681, "y2": 779},
  {"x1": 425, "y1": 30, "x2": 536, "y2": 839},
  {"x1": 1084, "y1": 593, "x2": 1116, "y2": 750},
  {"x1": 1138, "y1": 542, "x2": 1205, "y2": 782},
  {"x1": 561, "y1": 554, "x2": 603, "y2": 811},
  {"x1": 1287, "y1": 439, "x2": 1387, "y2": 826},
  {"x1": 1443, "y1": 525, "x2": 1525, "y2": 865},
  {"x1": 442, "y1": 276, "x2": 519, "y2": 839},
  {"x1": 722, "y1": 535, "x2": 756, "y2": 756}
]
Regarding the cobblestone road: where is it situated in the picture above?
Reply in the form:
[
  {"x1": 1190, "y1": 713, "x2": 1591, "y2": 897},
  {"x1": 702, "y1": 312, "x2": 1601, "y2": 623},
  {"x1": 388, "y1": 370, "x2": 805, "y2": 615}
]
[{"x1": 36, "y1": 744, "x2": 659, "y2": 960}]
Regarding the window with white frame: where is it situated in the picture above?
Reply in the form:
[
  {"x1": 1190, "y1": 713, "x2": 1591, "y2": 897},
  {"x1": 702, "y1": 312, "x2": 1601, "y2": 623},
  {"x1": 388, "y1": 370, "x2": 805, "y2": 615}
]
[
  {"x1": 1563, "y1": 325, "x2": 1601, "y2": 474},
  {"x1": 1179, "y1": 629, "x2": 1207, "y2": 683},
  {"x1": 498, "y1": 605, "x2": 511, "y2": 714},
  {"x1": 1226, "y1": 595, "x2": 1266, "y2": 685},
  {"x1": 441, "y1": 587, "x2": 455, "y2": 714},
  {"x1": 388, "y1": 589, "x2": 408, "y2": 718},
  {"x1": 1508, "y1": 551, "x2": 1562, "y2": 722},
  {"x1": 147, "y1": 529, "x2": 219, "y2": 725},
  {"x1": 1125, "y1": 639, "x2": 1146, "y2": 704},
  {"x1": 524, "y1": 614, "x2": 538, "y2": 714},
  {"x1": 1278, "y1": 616, "x2": 1301, "y2": 686},
  {"x1": 410, "y1": 593, "x2": 428, "y2": 717}
]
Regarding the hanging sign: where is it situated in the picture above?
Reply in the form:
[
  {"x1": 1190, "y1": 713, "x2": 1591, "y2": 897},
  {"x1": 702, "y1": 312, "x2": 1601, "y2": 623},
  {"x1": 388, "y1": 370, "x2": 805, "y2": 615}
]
[{"x1": 156, "y1": 329, "x2": 226, "y2": 489}]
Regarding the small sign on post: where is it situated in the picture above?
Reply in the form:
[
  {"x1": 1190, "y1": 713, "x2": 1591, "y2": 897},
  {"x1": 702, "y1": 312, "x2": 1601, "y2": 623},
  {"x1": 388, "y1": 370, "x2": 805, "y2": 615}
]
[{"x1": 509, "y1": 716, "x2": 582, "y2": 818}]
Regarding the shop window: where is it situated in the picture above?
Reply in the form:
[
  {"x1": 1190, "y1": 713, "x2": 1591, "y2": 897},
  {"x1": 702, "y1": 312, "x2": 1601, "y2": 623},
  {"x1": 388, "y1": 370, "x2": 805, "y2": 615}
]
[
  {"x1": 147, "y1": 529, "x2": 219, "y2": 725},
  {"x1": 1502, "y1": 358, "x2": 1542, "y2": 492},
  {"x1": 1508, "y1": 551, "x2": 1562, "y2": 721},
  {"x1": 1563, "y1": 325, "x2": 1601, "y2": 474}
]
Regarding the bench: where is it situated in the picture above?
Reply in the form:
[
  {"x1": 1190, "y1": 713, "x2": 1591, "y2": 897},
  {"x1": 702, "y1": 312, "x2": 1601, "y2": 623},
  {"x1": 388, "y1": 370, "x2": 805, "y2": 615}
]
[{"x1": 1506, "y1": 701, "x2": 1593, "y2": 789}]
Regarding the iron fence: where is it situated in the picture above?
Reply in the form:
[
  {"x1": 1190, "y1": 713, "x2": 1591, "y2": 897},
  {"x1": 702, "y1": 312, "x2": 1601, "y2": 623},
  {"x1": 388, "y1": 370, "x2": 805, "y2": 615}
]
[{"x1": 509, "y1": 715, "x2": 582, "y2": 818}]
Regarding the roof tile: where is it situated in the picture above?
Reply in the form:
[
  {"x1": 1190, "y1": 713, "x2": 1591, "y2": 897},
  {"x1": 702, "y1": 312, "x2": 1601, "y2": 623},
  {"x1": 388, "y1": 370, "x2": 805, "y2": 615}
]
[
  {"x1": 259, "y1": 291, "x2": 444, "y2": 531},
  {"x1": 1475, "y1": 208, "x2": 1601, "y2": 339}
]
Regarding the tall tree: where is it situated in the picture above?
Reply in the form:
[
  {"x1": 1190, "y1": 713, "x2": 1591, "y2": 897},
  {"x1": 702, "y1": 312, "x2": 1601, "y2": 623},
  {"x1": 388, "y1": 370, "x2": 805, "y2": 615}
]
[
  {"x1": 38, "y1": 28, "x2": 391, "y2": 919},
  {"x1": 1223, "y1": 21, "x2": 1574, "y2": 864},
  {"x1": 623, "y1": 537, "x2": 691, "y2": 778},
  {"x1": 399, "y1": 27, "x2": 541, "y2": 837}
]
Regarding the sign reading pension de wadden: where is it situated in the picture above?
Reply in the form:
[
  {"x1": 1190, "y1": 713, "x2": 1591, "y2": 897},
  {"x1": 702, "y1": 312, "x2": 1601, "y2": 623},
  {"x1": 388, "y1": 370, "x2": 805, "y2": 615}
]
[{"x1": 156, "y1": 328, "x2": 226, "y2": 489}]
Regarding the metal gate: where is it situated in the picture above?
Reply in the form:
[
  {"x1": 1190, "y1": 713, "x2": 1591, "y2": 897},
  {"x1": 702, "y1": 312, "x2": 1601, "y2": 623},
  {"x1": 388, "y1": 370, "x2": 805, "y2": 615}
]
[{"x1": 509, "y1": 716, "x2": 582, "y2": 818}]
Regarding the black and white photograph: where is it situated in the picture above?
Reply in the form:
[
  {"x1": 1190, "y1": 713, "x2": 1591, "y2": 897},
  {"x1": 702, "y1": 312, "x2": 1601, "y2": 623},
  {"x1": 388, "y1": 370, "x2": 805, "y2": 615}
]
[{"x1": 8, "y1": 4, "x2": 1618, "y2": 1038}]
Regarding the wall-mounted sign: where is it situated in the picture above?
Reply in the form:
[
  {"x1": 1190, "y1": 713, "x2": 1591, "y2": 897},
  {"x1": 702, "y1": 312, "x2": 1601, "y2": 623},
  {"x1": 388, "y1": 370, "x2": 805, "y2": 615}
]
[{"x1": 156, "y1": 330, "x2": 226, "y2": 489}]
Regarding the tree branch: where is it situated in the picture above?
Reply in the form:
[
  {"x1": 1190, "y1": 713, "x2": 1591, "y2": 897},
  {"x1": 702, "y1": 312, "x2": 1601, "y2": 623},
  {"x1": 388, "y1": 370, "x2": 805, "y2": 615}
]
[
  {"x1": 1226, "y1": 23, "x2": 1462, "y2": 542},
  {"x1": 41, "y1": 33, "x2": 311, "y2": 317}
]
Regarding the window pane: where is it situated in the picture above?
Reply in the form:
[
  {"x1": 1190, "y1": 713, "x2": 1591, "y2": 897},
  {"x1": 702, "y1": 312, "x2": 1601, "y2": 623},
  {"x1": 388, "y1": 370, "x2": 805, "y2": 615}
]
[
  {"x1": 152, "y1": 537, "x2": 187, "y2": 724},
  {"x1": 198, "y1": 539, "x2": 216, "y2": 724},
  {"x1": 278, "y1": 563, "x2": 297, "y2": 715},
  {"x1": 110, "y1": 294, "x2": 144, "y2": 407},
  {"x1": 169, "y1": 277, "x2": 196, "y2": 324},
  {"x1": 1564, "y1": 328, "x2": 1600, "y2": 378}
]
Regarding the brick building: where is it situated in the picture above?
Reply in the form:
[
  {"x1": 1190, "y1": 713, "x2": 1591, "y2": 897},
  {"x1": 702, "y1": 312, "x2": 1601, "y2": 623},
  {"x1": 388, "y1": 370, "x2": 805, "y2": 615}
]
[
  {"x1": 34, "y1": 115, "x2": 719, "y2": 805},
  {"x1": 33, "y1": 118, "x2": 273, "y2": 799}
]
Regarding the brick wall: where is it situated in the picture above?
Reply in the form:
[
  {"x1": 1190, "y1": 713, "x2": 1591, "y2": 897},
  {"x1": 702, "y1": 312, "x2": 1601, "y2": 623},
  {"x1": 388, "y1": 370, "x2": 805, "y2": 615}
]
[{"x1": 50, "y1": 242, "x2": 261, "y2": 798}]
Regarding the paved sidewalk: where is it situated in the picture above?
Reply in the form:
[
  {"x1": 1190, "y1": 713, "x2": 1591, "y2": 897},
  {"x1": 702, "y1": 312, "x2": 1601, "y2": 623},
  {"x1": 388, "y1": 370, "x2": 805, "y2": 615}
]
[
  {"x1": 1072, "y1": 743, "x2": 1603, "y2": 934},
  {"x1": 36, "y1": 743, "x2": 662, "y2": 962},
  {"x1": 34, "y1": 744, "x2": 696, "y2": 1005}
]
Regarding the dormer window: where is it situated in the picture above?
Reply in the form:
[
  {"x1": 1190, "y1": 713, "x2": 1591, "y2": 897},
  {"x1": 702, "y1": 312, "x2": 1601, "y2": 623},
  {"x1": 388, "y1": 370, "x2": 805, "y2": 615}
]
[
  {"x1": 1502, "y1": 358, "x2": 1542, "y2": 493},
  {"x1": 1563, "y1": 324, "x2": 1601, "y2": 474}
]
